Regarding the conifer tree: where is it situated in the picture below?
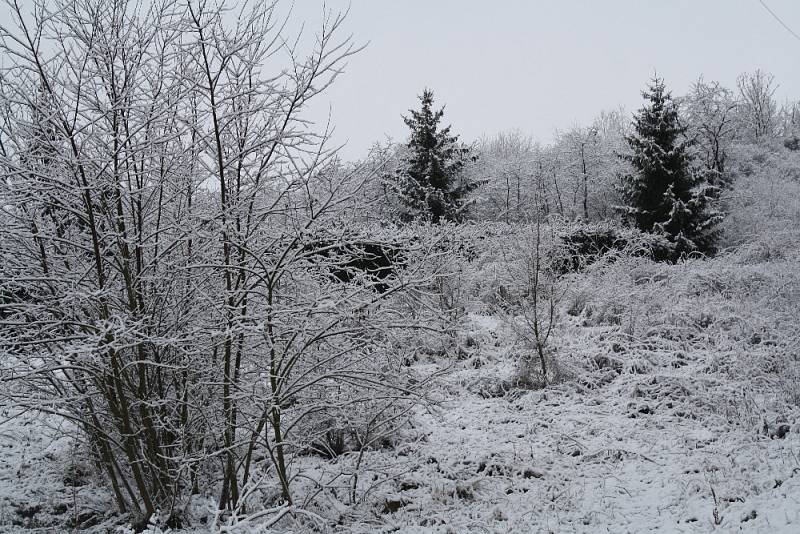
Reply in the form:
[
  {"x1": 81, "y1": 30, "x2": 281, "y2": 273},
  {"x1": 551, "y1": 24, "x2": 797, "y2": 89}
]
[
  {"x1": 394, "y1": 89, "x2": 475, "y2": 222},
  {"x1": 618, "y1": 77, "x2": 722, "y2": 258}
]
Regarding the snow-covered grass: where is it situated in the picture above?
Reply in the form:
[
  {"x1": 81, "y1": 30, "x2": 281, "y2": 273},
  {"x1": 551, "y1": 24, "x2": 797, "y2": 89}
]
[
  {"x1": 337, "y1": 237, "x2": 800, "y2": 533},
  {"x1": 2, "y1": 219, "x2": 799, "y2": 533},
  {"x1": 0, "y1": 411, "x2": 112, "y2": 531}
]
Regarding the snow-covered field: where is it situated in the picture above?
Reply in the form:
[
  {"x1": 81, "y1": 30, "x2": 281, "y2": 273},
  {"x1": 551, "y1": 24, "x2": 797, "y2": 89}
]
[
  {"x1": 2, "y1": 227, "x2": 799, "y2": 533},
  {"x1": 347, "y1": 235, "x2": 800, "y2": 533},
  {"x1": 355, "y1": 316, "x2": 800, "y2": 533}
]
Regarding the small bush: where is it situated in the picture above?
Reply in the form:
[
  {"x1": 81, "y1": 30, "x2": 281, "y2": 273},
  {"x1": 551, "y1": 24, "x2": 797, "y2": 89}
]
[
  {"x1": 510, "y1": 351, "x2": 562, "y2": 390},
  {"x1": 556, "y1": 223, "x2": 677, "y2": 272},
  {"x1": 556, "y1": 224, "x2": 626, "y2": 272}
]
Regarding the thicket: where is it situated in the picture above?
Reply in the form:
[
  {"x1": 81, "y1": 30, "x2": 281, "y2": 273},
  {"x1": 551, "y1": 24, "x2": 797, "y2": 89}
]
[{"x1": 0, "y1": 0, "x2": 446, "y2": 527}]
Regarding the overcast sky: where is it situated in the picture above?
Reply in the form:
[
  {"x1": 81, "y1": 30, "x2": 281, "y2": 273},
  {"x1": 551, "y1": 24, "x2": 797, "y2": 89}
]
[{"x1": 291, "y1": 0, "x2": 800, "y2": 160}]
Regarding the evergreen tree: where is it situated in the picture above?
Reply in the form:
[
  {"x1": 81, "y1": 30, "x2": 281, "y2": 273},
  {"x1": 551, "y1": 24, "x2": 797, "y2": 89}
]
[
  {"x1": 394, "y1": 89, "x2": 475, "y2": 222},
  {"x1": 617, "y1": 78, "x2": 722, "y2": 258}
]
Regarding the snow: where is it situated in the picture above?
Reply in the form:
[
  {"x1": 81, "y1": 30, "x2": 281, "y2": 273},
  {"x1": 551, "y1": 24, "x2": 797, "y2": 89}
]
[
  {"x1": 2, "y1": 235, "x2": 800, "y2": 533},
  {"x1": 0, "y1": 411, "x2": 112, "y2": 531},
  {"x1": 2, "y1": 184, "x2": 800, "y2": 533},
  {"x1": 2, "y1": 234, "x2": 799, "y2": 533},
  {"x1": 336, "y1": 240, "x2": 800, "y2": 533}
]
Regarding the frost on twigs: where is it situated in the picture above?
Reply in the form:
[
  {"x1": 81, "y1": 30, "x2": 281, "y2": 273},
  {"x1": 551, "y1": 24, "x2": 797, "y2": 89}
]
[{"x1": 0, "y1": 0, "x2": 437, "y2": 527}]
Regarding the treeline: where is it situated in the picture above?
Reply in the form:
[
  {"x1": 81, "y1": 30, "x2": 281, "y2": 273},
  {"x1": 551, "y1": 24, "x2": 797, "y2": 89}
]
[
  {"x1": 470, "y1": 69, "x2": 796, "y2": 225},
  {"x1": 352, "y1": 69, "x2": 798, "y2": 259}
]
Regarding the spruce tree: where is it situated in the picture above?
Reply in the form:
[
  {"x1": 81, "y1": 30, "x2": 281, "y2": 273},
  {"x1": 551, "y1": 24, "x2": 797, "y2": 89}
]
[
  {"x1": 394, "y1": 89, "x2": 475, "y2": 222},
  {"x1": 618, "y1": 77, "x2": 722, "y2": 258}
]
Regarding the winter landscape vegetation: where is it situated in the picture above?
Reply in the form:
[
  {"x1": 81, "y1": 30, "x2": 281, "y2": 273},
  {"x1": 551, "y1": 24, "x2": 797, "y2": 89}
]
[{"x1": 0, "y1": 1, "x2": 799, "y2": 532}]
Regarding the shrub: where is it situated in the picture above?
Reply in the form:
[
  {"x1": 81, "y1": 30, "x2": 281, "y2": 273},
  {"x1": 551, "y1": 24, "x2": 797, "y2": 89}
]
[
  {"x1": 556, "y1": 223, "x2": 677, "y2": 272},
  {"x1": 556, "y1": 224, "x2": 626, "y2": 272}
]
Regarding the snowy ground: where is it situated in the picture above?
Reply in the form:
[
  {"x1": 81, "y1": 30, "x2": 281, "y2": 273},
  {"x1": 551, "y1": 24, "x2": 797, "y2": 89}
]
[
  {"x1": 343, "y1": 242, "x2": 800, "y2": 533},
  {"x1": 0, "y1": 411, "x2": 112, "y2": 531},
  {"x1": 1, "y1": 238, "x2": 799, "y2": 533},
  {"x1": 347, "y1": 315, "x2": 800, "y2": 533}
]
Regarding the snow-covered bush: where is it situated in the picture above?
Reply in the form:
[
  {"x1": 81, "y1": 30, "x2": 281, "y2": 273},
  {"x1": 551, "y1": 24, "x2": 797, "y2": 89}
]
[
  {"x1": 0, "y1": 0, "x2": 439, "y2": 526},
  {"x1": 721, "y1": 142, "x2": 800, "y2": 247},
  {"x1": 555, "y1": 220, "x2": 678, "y2": 273},
  {"x1": 501, "y1": 221, "x2": 566, "y2": 388}
]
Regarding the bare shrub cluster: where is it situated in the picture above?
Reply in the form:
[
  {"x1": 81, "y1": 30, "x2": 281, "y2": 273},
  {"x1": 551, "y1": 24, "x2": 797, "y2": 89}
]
[{"x1": 0, "y1": 0, "x2": 440, "y2": 526}]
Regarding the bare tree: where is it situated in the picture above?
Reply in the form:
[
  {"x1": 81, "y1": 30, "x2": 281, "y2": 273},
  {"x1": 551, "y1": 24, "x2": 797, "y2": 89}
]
[
  {"x1": 590, "y1": 107, "x2": 630, "y2": 219},
  {"x1": 472, "y1": 131, "x2": 537, "y2": 223},
  {"x1": 778, "y1": 100, "x2": 800, "y2": 140},
  {"x1": 737, "y1": 69, "x2": 778, "y2": 140},
  {"x1": 519, "y1": 216, "x2": 561, "y2": 386},
  {"x1": 500, "y1": 213, "x2": 565, "y2": 389},
  {"x1": 684, "y1": 77, "x2": 738, "y2": 177},
  {"x1": 557, "y1": 126, "x2": 599, "y2": 221},
  {"x1": 550, "y1": 110, "x2": 628, "y2": 222}
]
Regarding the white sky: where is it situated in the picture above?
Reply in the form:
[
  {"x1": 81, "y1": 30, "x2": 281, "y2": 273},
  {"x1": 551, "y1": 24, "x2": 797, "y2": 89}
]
[{"x1": 290, "y1": 0, "x2": 800, "y2": 160}]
